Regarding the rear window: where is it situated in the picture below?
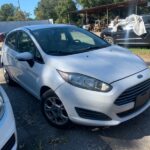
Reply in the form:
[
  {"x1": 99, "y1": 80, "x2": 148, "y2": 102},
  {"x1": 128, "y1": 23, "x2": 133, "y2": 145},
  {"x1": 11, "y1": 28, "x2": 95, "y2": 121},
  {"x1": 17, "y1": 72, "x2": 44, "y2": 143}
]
[
  {"x1": 142, "y1": 16, "x2": 150, "y2": 24},
  {"x1": 5, "y1": 32, "x2": 17, "y2": 50}
]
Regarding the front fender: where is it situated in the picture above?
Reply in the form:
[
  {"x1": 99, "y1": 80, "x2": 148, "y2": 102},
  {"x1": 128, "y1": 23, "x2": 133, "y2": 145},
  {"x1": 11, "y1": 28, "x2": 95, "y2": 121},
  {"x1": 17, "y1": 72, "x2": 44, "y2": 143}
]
[{"x1": 37, "y1": 65, "x2": 65, "y2": 99}]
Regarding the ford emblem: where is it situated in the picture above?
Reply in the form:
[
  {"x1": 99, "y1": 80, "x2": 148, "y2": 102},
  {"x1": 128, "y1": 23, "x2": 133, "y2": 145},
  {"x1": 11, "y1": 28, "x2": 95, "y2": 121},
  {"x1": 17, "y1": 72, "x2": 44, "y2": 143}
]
[{"x1": 137, "y1": 74, "x2": 143, "y2": 79}]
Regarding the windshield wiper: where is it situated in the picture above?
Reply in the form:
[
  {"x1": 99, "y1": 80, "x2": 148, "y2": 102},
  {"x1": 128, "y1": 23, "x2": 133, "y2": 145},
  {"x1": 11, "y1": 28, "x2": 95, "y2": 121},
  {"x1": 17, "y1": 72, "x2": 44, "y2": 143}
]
[
  {"x1": 49, "y1": 45, "x2": 110, "y2": 56},
  {"x1": 50, "y1": 51, "x2": 74, "y2": 56},
  {"x1": 84, "y1": 46, "x2": 102, "y2": 50},
  {"x1": 77, "y1": 45, "x2": 109, "y2": 52}
]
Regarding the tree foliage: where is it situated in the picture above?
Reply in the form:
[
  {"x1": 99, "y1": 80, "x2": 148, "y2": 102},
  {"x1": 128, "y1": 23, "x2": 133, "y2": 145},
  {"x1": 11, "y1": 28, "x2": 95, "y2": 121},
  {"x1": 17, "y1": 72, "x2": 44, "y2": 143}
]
[
  {"x1": 55, "y1": 0, "x2": 77, "y2": 23},
  {"x1": 35, "y1": 0, "x2": 77, "y2": 23},
  {"x1": 35, "y1": 0, "x2": 58, "y2": 20},
  {"x1": 76, "y1": 0, "x2": 113, "y2": 8},
  {"x1": 0, "y1": 4, "x2": 15, "y2": 21},
  {"x1": 76, "y1": 0, "x2": 126, "y2": 8},
  {"x1": 13, "y1": 10, "x2": 30, "y2": 21},
  {"x1": 0, "y1": 3, "x2": 30, "y2": 21}
]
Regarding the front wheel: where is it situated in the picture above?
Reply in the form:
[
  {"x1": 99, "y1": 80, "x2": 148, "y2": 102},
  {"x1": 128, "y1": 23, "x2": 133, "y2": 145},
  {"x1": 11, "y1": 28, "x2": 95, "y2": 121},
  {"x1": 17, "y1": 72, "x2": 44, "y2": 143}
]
[
  {"x1": 104, "y1": 36, "x2": 114, "y2": 44},
  {"x1": 41, "y1": 90, "x2": 70, "y2": 128}
]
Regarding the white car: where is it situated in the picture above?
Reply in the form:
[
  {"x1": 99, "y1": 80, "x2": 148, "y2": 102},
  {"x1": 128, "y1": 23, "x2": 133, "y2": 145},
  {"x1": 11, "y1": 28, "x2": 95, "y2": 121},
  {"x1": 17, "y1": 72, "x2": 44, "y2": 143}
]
[
  {"x1": 0, "y1": 86, "x2": 17, "y2": 149},
  {"x1": 1, "y1": 24, "x2": 150, "y2": 128}
]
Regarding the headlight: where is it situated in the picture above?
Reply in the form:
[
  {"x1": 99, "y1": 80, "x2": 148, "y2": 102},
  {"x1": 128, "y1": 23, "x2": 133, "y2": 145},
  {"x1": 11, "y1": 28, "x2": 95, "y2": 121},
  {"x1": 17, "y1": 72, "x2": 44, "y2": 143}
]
[
  {"x1": 0, "y1": 95, "x2": 4, "y2": 119},
  {"x1": 58, "y1": 71, "x2": 112, "y2": 92}
]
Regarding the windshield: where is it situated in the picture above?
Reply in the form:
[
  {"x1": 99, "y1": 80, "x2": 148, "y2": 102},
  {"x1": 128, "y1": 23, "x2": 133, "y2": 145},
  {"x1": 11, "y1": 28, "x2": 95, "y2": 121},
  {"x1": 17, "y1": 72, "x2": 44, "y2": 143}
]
[{"x1": 32, "y1": 26, "x2": 110, "y2": 56}]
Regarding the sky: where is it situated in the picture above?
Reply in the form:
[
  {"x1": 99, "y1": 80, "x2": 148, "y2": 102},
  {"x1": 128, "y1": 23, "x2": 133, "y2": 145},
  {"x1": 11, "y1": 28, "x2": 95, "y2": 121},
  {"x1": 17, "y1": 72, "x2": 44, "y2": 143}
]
[{"x1": 0, "y1": 0, "x2": 39, "y2": 18}]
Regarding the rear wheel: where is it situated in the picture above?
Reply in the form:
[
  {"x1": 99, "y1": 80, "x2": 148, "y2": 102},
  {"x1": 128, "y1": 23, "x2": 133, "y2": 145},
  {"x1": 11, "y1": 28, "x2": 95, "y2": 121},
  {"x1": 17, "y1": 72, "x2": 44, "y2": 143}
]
[
  {"x1": 104, "y1": 36, "x2": 114, "y2": 44},
  {"x1": 41, "y1": 89, "x2": 70, "y2": 128},
  {"x1": 3, "y1": 68, "x2": 15, "y2": 85}
]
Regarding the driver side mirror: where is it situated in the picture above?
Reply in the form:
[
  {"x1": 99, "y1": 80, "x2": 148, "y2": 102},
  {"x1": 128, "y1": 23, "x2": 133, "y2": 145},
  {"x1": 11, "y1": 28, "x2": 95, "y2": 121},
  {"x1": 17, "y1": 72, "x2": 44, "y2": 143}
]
[{"x1": 16, "y1": 52, "x2": 34, "y2": 67}]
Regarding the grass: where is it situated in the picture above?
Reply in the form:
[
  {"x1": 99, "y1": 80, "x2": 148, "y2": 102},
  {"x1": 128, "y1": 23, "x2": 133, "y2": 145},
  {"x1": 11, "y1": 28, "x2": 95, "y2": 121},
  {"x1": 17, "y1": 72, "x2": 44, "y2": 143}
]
[
  {"x1": 129, "y1": 48, "x2": 150, "y2": 62},
  {"x1": 130, "y1": 48, "x2": 150, "y2": 55}
]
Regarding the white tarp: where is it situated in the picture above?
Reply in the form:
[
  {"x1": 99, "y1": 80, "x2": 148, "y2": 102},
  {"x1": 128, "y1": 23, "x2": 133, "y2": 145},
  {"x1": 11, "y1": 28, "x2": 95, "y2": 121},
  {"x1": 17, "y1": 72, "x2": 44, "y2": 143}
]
[
  {"x1": 112, "y1": 14, "x2": 147, "y2": 36},
  {"x1": 125, "y1": 14, "x2": 147, "y2": 36}
]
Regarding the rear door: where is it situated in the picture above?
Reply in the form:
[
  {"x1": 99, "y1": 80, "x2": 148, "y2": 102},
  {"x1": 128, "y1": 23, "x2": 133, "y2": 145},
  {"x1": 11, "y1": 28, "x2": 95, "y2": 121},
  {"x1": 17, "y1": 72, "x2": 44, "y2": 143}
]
[
  {"x1": 139, "y1": 16, "x2": 150, "y2": 45},
  {"x1": 2, "y1": 31, "x2": 19, "y2": 79},
  {"x1": 113, "y1": 24, "x2": 139, "y2": 45},
  {"x1": 144, "y1": 24, "x2": 150, "y2": 44}
]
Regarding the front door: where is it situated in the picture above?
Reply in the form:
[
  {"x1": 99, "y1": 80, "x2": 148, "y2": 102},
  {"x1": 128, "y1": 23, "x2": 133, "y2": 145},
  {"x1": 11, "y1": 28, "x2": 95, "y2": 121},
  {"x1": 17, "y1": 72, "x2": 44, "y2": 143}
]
[{"x1": 15, "y1": 31, "x2": 44, "y2": 97}]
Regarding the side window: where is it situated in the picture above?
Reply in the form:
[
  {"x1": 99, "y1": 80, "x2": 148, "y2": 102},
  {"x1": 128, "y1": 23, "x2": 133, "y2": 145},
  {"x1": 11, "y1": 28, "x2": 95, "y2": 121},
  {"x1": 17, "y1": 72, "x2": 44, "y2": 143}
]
[
  {"x1": 18, "y1": 31, "x2": 44, "y2": 64},
  {"x1": 143, "y1": 16, "x2": 150, "y2": 24},
  {"x1": 61, "y1": 33, "x2": 67, "y2": 41},
  {"x1": 70, "y1": 30, "x2": 95, "y2": 45},
  {"x1": 5, "y1": 32, "x2": 17, "y2": 50},
  {"x1": 18, "y1": 31, "x2": 36, "y2": 55}
]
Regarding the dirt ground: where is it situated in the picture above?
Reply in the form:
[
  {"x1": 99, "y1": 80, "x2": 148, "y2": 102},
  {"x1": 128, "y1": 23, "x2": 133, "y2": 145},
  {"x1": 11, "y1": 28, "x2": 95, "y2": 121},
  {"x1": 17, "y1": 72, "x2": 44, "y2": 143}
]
[
  {"x1": 137, "y1": 55, "x2": 150, "y2": 64},
  {"x1": 0, "y1": 43, "x2": 2, "y2": 48}
]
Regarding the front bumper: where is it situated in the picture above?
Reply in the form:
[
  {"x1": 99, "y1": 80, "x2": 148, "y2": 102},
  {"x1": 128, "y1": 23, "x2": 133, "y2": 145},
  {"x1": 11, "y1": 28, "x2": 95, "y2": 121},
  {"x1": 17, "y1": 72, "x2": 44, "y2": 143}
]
[
  {"x1": 0, "y1": 87, "x2": 17, "y2": 150},
  {"x1": 56, "y1": 69, "x2": 150, "y2": 126}
]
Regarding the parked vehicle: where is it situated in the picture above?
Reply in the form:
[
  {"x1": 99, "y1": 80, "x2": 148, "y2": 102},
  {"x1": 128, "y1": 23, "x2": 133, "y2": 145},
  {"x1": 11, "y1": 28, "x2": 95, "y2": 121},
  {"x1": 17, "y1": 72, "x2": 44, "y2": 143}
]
[
  {"x1": 101, "y1": 15, "x2": 150, "y2": 46},
  {"x1": 0, "y1": 86, "x2": 17, "y2": 149},
  {"x1": 1, "y1": 24, "x2": 150, "y2": 128},
  {"x1": 0, "y1": 32, "x2": 6, "y2": 43}
]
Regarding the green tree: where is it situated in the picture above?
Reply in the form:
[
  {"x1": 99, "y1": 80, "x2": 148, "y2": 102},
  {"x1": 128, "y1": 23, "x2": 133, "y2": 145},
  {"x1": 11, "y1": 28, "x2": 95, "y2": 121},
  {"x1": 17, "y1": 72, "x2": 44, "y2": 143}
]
[
  {"x1": 13, "y1": 10, "x2": 30, "y2": 21},
  {"x1": 55, "y1": 0, "x2": 77, "y2": 23},
  {"x1": 35, "y1": 0, "x2": 59, "y2": 20},
  {"x1": 0, "y1": 3, "x2": 30, "y2": 21},
  {"x1": 76, "y1": 0, "x2": 114, "y2": 8},
  {"x1": 35, "y1": 0, "x2": 77, "y2": 23},
  {"x1": 0, "y1": 4, "x2": 15, "y2": 21},
  {"x1": 76, "y1": 0, "x2": 126, "y2": 8},
  {"x1": 113, "y1": 0, "x2": 124, "y2": 3}
]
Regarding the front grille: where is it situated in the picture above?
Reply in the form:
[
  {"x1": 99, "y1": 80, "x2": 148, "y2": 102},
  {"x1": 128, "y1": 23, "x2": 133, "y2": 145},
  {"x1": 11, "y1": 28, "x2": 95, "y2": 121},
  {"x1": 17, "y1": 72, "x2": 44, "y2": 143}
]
[
  {"x1": 75, "y1": 107, "x2": 111, "y2": 121},
  {"x1": 2, "y1": 134, "x2": 16, "y2": 150},
  {"x1": 115, "y1": 79, "x2": 150, "y2": 106}
]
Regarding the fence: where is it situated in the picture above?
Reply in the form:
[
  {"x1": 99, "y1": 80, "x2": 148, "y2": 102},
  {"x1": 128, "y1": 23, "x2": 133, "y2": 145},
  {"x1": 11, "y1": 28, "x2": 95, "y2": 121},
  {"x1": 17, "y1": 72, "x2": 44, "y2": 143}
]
[{"x1": 0, "y1": 20, "x2": 51, "y2": 33}]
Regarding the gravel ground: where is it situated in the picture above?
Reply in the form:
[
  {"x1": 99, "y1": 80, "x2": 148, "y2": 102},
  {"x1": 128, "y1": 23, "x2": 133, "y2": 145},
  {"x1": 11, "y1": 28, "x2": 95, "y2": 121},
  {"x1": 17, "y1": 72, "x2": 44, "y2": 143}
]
[{"x1": 0, "y1": 48, "x2": 150, "y2": 150}]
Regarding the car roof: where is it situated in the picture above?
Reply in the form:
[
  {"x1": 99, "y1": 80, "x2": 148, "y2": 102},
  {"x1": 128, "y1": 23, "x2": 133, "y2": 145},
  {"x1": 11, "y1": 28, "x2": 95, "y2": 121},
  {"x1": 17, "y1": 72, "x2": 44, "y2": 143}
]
[{"x1": 15, "y1": 24, "x2": 75, "y2": 31}]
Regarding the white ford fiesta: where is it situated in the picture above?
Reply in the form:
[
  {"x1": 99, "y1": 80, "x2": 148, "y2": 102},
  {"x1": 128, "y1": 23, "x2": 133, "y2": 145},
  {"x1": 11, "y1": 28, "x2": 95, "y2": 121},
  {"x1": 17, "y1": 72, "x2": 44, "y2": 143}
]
[
  {"x1": 1, "y1": 24, "x2": 150, "y2": 128},
  {"x1": 0, "y1": 86, "x2": 17, "y2": 149}
]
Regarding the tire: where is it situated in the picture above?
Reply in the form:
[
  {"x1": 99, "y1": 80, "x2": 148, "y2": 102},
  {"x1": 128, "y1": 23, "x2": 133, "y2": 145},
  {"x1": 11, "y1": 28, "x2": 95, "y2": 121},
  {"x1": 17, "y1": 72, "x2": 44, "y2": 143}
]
[
  {"x1": 41, "y1": 89, "x2": 70, "y2": 129},
  {"x1": 104, "y1": 36, "x2": 114, "y2": 44},
  {"x1": 3, "y1": 68, "x2": 15, "y2": 86}
]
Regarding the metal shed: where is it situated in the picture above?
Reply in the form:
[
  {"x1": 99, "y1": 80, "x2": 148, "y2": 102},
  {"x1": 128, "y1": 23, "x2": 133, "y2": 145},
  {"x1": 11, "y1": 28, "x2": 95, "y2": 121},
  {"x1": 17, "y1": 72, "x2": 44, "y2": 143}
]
[{"x1": 71, "y1": 0, "x2": 148, "y2": 25}]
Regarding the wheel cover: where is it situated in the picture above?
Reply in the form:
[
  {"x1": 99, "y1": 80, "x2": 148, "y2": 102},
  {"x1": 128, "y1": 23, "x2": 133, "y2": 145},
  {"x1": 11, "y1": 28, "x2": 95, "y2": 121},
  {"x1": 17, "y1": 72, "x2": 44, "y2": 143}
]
[
  {"x1": 105, "y1": 37, "x2": 114, "y2": 44},
  {"x1": 44, "y1": 96, "x2": 69, "y2": 125}
]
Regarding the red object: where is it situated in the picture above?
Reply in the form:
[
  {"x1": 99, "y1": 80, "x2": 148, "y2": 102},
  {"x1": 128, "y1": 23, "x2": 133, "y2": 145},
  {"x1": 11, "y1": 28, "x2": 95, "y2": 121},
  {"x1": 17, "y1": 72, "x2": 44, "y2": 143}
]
[{"x1": 0, "y1": 33, "x2": 5, "y2": 42}]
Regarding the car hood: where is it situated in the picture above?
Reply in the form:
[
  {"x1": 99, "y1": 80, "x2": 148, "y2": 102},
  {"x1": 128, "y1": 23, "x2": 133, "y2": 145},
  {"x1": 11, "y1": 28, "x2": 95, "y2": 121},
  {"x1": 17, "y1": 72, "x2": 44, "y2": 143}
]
[{"x1": 49, "y1": 45, "x2": 147, "y2": 83}]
